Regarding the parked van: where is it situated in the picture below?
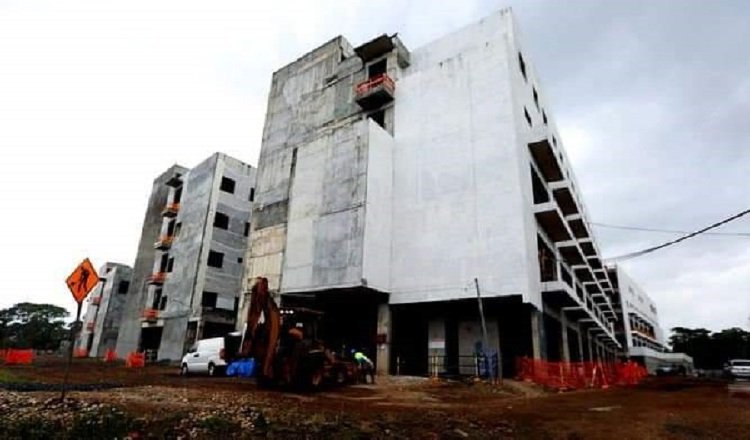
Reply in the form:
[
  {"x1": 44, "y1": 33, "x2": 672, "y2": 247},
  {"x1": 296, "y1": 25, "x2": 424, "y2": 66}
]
[{"x1": 180, "y1": 337, "x2": 227, "y2": 376}]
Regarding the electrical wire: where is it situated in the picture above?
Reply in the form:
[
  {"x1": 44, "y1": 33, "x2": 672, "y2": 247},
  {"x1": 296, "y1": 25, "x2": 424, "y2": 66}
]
[
  {"x1": 590, "y1": 222, "x2": 750, "y2": 237},
  {"x1": 605, "y1": 208, "x2": 750, "y2": 262}
]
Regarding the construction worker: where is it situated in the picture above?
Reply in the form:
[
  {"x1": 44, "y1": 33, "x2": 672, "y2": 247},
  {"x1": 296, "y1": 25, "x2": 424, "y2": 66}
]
[{"x1": 351, "y1": 349, "x2": 375, "y2": 384}]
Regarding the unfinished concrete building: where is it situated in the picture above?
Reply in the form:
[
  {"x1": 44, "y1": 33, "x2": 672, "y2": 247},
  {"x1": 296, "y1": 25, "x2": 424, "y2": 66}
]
[
  {"x1": 607, "y1": 266, "x2": 693, "y2": 372},
  {"x1": 117, "y1": 153, "x2": 256, "y2": 361},
  {"x1": 241, "y1": 9, "x2": 621, "y2": 377},
  {"x1": 74, "y1": 262, "x2": 132, "y2": 357}
]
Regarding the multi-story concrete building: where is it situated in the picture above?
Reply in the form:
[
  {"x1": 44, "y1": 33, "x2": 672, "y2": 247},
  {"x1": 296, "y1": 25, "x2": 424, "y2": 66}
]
[
  {"x1": 242, "y1": 9, "x2": 621, "y2": 377},
  {"x1": 607, "y1": 265, "x2": 692, "y2": 372},
  {"x1": 117, "y1": 153, "x2": 256, "y2": 361},
  {"x1": 74, "y1": 262, "x2": 132, "y2": 357}
]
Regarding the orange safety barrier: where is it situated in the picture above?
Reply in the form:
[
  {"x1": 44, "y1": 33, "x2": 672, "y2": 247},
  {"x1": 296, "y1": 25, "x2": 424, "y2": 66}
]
[
  {"x1": 103, "y1": 348, "x2": 117, "y2": 363},
  {"x1": 141, "y1": 308, "x2": 159, "y2": 320},
  {"x1": 355, "y1": 73, "x2": 395, "y2": 96},
  {"x1": 73, "y1": 348, "x2": 88, "y2": 358},
  {"x1": 5, "y1": 349, "x2": 34, "y2": 365},
  {"x1": 0, "y1": 349, "x2": 7, "y2": 362},
  {"x1": 125, "y1": 352, "x2": 145, "y2": 368},
  {"x1": 515, "y1": 357, "x2": 648, "y2": 390}
]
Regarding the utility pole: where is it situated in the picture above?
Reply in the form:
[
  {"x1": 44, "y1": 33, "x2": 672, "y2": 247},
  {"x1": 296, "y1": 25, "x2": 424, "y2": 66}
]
[{"x1": 474, "y1": 278, "x2": 502, "y2": 383}]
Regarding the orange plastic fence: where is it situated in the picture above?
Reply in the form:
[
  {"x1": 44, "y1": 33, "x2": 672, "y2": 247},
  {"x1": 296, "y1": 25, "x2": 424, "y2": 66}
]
[
  {"x1": 125, "y1": 352, "x2": 145, "y2": 368},
  {"x1": 5, "y1": 349, "x2": 34, "y2": 365},
  {"x1": 516, "y1": 357, "x2": 647, "y2": 390},
  {"x1": 103, "y1": 349, "x2": 117, "y2": 363},
  {"x1": 0, "y1": 349, "x2": 7, "y2": 362},
  {"x1": 73, "y1": 348, "x2": 88, "y2": 358}
]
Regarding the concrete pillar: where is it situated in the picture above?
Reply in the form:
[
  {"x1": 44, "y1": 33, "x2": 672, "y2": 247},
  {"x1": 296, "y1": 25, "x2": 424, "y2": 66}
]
[
  {"x1": 587, "y1": 329, "x2": 594, "y2": 362},
  {"x1": 560, "y1": 312, "x2": 570, "y2": 362},
  {"x1": 531, "y1": 308, "x2": 543, "y2": 360},
  {"x1": 376, "y1": 304, "x2": 391, "y2": 376},
  {"x1": 577, "y1": 328, "x2": 584, "y2": 362}
]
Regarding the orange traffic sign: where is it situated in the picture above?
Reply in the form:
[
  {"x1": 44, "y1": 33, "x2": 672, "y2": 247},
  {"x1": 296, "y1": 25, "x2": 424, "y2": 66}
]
[{"x1": 65, "y1": 258, "x2": 99, "y2": 303}]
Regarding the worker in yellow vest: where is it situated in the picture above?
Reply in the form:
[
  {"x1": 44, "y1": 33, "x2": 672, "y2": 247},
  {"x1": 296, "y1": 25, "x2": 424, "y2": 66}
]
[{"x1": 351, "y1": 349, "x2": 375, "y2": 384}]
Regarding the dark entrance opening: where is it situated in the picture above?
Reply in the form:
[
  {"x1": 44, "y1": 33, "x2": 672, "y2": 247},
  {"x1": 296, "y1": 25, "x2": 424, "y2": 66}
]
[
  {"x1": 140, "y1": 327, "x2": 163, "y2": 352},
  {"x1": 281, "y1": 287, "x2": 385, "y2": 366},
  {"x1": 201, "y1": 321, "x2": 235, "y2": 339},
  {"x1": 544, "y1": 313, "x2": 562, "y2": 361}
]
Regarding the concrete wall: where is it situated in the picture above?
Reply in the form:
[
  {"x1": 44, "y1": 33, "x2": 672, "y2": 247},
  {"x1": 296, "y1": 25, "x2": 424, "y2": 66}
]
[
  {"x1": 160, "y1": 153, "x2": 255, "y2": 361},
  {"x1": 88, "y1": 264, "x2": 132, "y2": 357},
  {"x1": 116, "y1": 165, "x2": 187, "y2": 358},
  {"x1": 390, "y1": 10, "x2": 535, "y2": 307}
]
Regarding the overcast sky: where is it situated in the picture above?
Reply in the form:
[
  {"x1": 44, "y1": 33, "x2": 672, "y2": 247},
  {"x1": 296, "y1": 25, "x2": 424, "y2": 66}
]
[{"x1": 0, "y1": 0, "x2": 748, "y2": 335}]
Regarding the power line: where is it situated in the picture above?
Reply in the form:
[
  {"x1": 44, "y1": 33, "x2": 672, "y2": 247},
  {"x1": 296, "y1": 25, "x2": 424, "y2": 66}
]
[
  {"x1": 590, "y1": 222, "x2": 750, "y2": 237},
  {"x1": 606, "y1": 208, "x2": 750, "y2": 262}
]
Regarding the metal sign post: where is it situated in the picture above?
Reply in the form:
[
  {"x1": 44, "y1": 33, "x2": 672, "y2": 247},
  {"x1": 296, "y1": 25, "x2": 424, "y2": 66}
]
[{"x1": 61, "y1": 258, "x2": 99, "y2": 400}]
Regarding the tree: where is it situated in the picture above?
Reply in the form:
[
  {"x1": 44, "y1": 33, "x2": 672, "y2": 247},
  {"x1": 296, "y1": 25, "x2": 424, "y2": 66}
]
[
  {"x1": 670, "y1": 326, "x2": 750, "y2": 369},
  {"x1": 0, "y1": 303, "x2": 70, "y2": 350}
]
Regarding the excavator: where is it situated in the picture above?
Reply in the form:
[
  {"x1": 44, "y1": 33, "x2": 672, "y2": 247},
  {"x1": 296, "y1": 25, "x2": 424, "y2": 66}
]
[{"x1": 228, "y1": 277, "x2": 356, "y2": 389}]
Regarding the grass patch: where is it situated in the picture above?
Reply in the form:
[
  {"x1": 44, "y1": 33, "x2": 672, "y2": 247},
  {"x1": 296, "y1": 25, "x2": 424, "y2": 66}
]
[{"x1": 0, "y1": 368, "x2": 26, "y2": 383}]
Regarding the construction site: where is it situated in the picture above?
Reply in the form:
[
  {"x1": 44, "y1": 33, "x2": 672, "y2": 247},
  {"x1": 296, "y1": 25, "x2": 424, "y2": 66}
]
[{"x1": 1, "y1": 6, "x2": 748, "y2": 440}]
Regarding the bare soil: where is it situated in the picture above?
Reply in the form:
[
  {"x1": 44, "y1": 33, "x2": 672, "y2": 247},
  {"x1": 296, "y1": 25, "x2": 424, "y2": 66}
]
[{"x1": 2, "y1": 355, "x2": 750, "y2": 439}]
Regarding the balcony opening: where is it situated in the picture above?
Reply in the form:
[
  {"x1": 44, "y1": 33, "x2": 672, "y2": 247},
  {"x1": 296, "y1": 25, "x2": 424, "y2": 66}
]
[
  {"x1": 166, "y1": 219, "x2": 175, "y2": 236},
  {"x1": 249, "y1": 187, "x2": 255, "y2": 202},
  {"x1": 208, "y1": 250, "x2": 224, "y2": 268},
  {"x1": 542, "y1": 110, "x2": 548, "y2": 125},
  {"x1": 369, "y1": 109, "x2": 386, "y2": 129},
  {"x1": 152, "y1": 288, "x2": 163, "y2": 310},
  {"x1": 173, "y1": 186, "x2": 182, "y2": 204},
  {"x1": 159, "y1": 295, "x2": 168, "y2": 311},
  {"x1": 368, "y1": 59, "x2": 387, "y2": 79},
  {"x1": 220, "y1": 176, "x2": 236, "y2": 194},
  {"x1": 518, "y1": 52, "x2": 527, "y2": 81},
  {"x1": 533, "y1": 87, "x2": 539, "y2": 110},
  {"x1": 524, "y1": 107, "x2": 532, "y2": 127},
  {"x1": 537, "y1": 236, "x2": 556, "y2": 282},
  {"x1": 159, "y1": 254, "x2": 169, "y2": 272},
  {"x1": 118, "y1": 280, "x2": 130, "y2": 294},
  {"x1": 531, "y1": 166, "x2": 550, "y2": 204},
  {"x1": 214, "y1": 212, "x2": 229, "y2": 230},
  {"x1": 202, "y1": 291, "x2": 218, "y2": 309},
  {"x1": 174, "y1": 222, "x2": 182, "y2": 237},
  {"x1": 560, "y1": 265, "x2": 573, "y2": 287},
  {"x1": 166, "y1": 257, "x2": 174, "y2": 273},
  {"x1": 244, "y1": 222, "x2": 250, "y2": 237}
]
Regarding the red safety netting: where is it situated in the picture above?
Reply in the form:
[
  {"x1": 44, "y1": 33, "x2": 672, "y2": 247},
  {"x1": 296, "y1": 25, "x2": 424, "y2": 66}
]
[
  {"x1": 0, "y1": 349, "x2": 7, "y2": 362},
  {"x1": 516, "y1": 357, "x2": 647, "y2": 390},
  {"x1": 5, "y1": 349, "x2": 34, "y2": 365},
  {"x1": 125, "y1": 352, "x2": 145, "y2": 368},
  {"x1": 103, "y1": 349, "x2": 117, "y2": 363},
  {"x1": 73, "y1": 348, "x2": 88, "y2": 358}
]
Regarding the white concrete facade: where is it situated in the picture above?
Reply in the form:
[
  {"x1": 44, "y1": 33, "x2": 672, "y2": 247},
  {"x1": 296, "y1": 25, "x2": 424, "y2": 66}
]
[
  {"x1": 244, "y1": 9, "x2": 621, "y2": 373},
  {"x1": 611, "y1": 265, "x2": 667, "y2": 353}
]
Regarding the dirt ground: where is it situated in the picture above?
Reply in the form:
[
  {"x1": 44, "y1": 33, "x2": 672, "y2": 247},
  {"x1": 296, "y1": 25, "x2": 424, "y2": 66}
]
[{"x1": 2, "y1": 356, "x2": 750, "y2": 439}]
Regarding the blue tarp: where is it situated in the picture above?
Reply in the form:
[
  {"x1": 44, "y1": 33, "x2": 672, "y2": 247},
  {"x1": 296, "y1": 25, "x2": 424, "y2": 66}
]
[{"x1": 226, "y1": 358, "x2": 255, "y2": 378}]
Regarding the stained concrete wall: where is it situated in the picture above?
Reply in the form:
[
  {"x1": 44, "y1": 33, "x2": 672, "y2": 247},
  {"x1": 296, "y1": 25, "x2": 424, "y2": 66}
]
[
  {"x1": 116, "y1": 156, "x2": 254, "y2": 362},
  {"x1": 116, "y1": 165, "x2": 187, "y2": 358},
  {"x1": 159, "y1": 153, "x2": 255, "y2": 361},
  {"x1": 87, "y1": 264, "x2": 132, "y2": 357}
]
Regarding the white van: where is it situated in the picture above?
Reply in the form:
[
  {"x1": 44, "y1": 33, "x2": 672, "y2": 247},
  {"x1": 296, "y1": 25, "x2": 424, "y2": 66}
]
[{"x1": 180, "y1": 337, "x2": 227, "y2": 377}]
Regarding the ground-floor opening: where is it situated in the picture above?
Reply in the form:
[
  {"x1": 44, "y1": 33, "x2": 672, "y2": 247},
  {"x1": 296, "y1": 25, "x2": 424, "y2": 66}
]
[
  {"x1": 280, "y1": 287, "x2": 387, "y2": 367},
  {"x1": 390, "y1": 296, "x2": 536, "y2": 378}
]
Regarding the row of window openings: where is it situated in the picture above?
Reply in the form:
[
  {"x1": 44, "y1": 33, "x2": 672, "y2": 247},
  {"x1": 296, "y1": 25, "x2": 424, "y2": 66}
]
[
  {"x1": 170, "y1": 177, "x2": 253, "y2": 205},
  {"x1": 518, "y1": 52, "x2": 548, "y2": 129},
  {"x1": 151, "y1": 289, "x2": 239, "y2": 312},
  {"x1": 220, "y1": 177, "x2": 255, "y2": 202},
  {"x1": 162, "y1": 212, "x2": 249, "y2": 242},
  {"x1": 159, "y1": 250, "x2": 242, "y2": 273}
]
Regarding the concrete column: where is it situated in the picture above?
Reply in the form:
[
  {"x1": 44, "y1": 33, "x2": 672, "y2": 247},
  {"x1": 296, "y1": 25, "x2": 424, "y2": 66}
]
[
  {"x1": 376, "y1": 304, "x2": 391, "y2": 376},
  {"x1": 577, "y1": 328, "x2": 584, "y2": 362},
  {"x1": 560, "y1": 312, "x2": 570, "y2": 362},
  {"x1": 531, "y1": 308, "x2": 543, "y2": 360},
  {"x1": 587, "y1": 329, "x2": 594, "y2": 361}
]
